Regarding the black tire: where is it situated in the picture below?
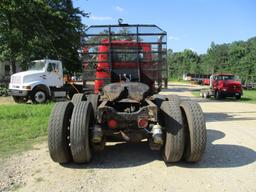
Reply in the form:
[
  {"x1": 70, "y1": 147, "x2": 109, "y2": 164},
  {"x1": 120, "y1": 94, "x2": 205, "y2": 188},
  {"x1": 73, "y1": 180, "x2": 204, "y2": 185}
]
[
  {"x1": 13, "y1": 96, "x2": 20, "y2": 103},
  {"x1": 70, "y1": 101, "x2": 94, "y2": 163},
  {"x1": 160, "y1": 101, "x2": 184, "y2": 163},
  {"x1": 31, "y1": 89, "x2": 48, "y2": 104},
  {"x1": 215, "y1": 90, "x2": 222, "y2": 100},
  {"x1": 71, "y1": 93, "x2": 87, "y2": 104},
  {"x1": 235, "y1": 94, "x2": 241, "y2": 100},
  {"x1": 180, "y1": 100, "x2": 207, "y2": 162},
  {"x1": 48, "y1": 102, "x2": 74, "y2": 163},
  {"x1": 86, "y1": 94, "x2": 99, "y2": 115},
  {"x1": 166, "y1": 94, "x2": 181, "y2": 105},
  {"x1": 13, "y1": 96, "x2": 27, "y2": 103}
]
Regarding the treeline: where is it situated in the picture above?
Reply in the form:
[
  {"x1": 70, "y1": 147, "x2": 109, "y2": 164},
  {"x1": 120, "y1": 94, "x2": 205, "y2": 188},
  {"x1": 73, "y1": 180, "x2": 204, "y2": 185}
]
[
  {"x1": 0, "y1": 0, "x2": 87, "y2": 74},
  {"x1": 168, "y1": 37, "x2": 256, "y2": 83}
]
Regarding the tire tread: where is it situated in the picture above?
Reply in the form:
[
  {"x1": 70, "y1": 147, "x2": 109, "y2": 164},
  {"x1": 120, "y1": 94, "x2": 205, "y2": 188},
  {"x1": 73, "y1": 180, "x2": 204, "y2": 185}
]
[
  {"x1": 180, "y1": 100, "x2": 207, "y2": 162},
  {"x1": 48, "y1": 102, "x2": 73, "y2": 163}
]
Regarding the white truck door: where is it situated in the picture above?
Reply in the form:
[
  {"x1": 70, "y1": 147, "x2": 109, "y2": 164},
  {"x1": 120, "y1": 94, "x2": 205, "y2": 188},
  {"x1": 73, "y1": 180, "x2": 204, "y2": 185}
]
[{"x1": 46, "y1": 61, "x2": 63, "y2": 87}]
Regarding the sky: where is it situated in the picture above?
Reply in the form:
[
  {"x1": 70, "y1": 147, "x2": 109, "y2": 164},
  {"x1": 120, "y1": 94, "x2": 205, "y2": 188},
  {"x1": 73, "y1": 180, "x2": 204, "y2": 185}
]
[{"x1": 73, "y1": 0, "x2": 256, "y2": 54}]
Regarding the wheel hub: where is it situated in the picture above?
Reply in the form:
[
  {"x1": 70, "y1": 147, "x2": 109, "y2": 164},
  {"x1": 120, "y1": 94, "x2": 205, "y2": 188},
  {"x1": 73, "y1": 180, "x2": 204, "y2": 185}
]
[{"x1": 35, "y1": 91, "x2": 46, "y2": 103}]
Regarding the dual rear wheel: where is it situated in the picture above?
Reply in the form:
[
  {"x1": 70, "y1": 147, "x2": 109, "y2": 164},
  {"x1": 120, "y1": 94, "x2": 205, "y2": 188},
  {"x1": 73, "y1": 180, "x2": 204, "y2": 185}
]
[
  {"x1": 48, "y1": 97, "x2": 206, "y2": 164},
  {"x1": 160, "y1": 100, "x2": 207, "y2": 163},
  {"x1": 48, "y1": 101, "x2": 94, "y2": 163}
]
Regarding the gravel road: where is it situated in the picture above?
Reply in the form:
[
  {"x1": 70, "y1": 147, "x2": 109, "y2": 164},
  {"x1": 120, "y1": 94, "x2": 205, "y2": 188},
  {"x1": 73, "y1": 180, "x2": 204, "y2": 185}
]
[{"x1": 1, "y1": 83, "x2": 256, "y2": 192}]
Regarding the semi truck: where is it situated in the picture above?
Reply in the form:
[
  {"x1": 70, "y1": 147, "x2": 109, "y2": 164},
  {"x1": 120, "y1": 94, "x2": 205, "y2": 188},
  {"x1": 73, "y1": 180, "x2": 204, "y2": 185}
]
[
  {"x1": 200, "y1": 73, "x2": 243, "y2": 100},
  {"x1": 9, "y1": 59, "x2": 83, "y2": 103},
  {"x1": 48, "y1": 23, "x2": 207, "y2": 165}
]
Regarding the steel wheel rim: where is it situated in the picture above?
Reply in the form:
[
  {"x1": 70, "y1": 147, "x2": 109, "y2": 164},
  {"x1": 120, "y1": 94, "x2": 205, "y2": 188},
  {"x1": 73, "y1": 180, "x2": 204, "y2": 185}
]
[{"x1": 35, "y1": 91, "x2": 46, "y2": 103}]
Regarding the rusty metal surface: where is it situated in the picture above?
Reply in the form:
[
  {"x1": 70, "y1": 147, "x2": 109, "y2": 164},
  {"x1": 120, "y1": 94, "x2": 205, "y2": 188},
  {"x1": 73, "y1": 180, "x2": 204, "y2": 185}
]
[
  {"x1": 97, "y1": 98, "x2": 157, "y2": 127},
  {"x1": 103, "y1": 82, "x2": 150, "y2": 102}
]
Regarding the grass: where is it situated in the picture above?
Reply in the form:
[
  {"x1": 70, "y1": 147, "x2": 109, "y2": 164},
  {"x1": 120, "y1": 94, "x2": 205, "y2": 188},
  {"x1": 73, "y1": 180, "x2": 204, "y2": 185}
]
[
  {"x1": 192, "y1": 89, "x2": 256, "y2": 103},
  {"x1": 191, "y1": 90, "x2": 201, "y2": 97},
  {"x1": 241, "y1": 90, "x2": 256, "y2": 103},
  {"x1": 0, "y1": 103, "x2": 53, "y2": 157},
  {"x1": 169, "y1": 79, "x2": 190, "y2": 84}
]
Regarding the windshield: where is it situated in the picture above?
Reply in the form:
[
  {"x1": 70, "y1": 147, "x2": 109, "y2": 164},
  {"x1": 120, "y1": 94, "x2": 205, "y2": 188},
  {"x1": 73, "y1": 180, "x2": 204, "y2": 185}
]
[
  {"x1": 220, "y1": 75, "x2": 235, "y2": 80},
  {"x1": 28, "y1": 61, "x2": 45, "y2": 71}
]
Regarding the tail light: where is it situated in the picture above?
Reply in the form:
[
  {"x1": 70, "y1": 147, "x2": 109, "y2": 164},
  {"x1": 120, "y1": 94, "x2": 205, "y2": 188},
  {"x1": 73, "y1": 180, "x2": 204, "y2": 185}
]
[
  {"x1": 138, "y1": 118, "x2": 148, "y2": 128},
  {"x1": 108, "y1": 119, "x2": 117, "y2": 129}
]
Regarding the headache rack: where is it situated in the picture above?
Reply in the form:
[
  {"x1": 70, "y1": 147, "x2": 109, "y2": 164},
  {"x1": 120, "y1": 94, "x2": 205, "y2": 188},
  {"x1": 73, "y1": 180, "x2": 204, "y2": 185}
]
[{"x1": 82, "y1": 23, "x2": 168, "y2": 93}]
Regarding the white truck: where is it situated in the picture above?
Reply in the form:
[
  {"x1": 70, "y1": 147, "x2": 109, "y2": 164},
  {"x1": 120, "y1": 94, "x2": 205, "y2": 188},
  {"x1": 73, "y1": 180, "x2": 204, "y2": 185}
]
[{"x1": 9, "y1": 59, "x2": 83, "y2": 103}]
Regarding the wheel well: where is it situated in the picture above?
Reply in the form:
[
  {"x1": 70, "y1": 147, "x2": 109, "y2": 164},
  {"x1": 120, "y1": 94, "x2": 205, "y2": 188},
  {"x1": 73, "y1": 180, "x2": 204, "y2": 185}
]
[{"x1": 32, "y1": 84, "x2": 50, "y2": 97}]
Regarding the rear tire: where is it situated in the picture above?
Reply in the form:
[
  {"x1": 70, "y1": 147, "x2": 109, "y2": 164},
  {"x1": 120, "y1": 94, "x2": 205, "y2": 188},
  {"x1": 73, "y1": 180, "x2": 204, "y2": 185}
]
[
  {"x1": 180, "y1": 100, "x2": 207, "y2": 162},
  {"x1": 72, "y1": 93, "x2": 87, "y2": 104},
  {"x1": 48, "y1": 102, "x2": 74, "y2": 163},
  {"x1": 166, "y1": 94, "x2": 181, "y2": 105},
  {"x1": 215, "y1": 90, "x2": 222, "y2": 100},
  {"x1": 86, "y1": 94, "x2": 99, "y2": 115},
  {"x1": 235, "y1": 94, "x2": 241, "y2": 100},
  {"x1": 70, "y1": 101, "x2": 94, "y2": 163},
  {"x1": 160, "y1": 101, "x2": 184, "y2": 163}
]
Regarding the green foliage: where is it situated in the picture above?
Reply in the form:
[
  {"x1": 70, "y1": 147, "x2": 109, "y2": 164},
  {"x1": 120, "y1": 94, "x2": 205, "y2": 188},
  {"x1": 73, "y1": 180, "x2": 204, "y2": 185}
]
[
  {"x1": 168, "y1": 48, "x2": 201, "y2": 80},
  {"x1": 0, "y1": 85, "x2": 10, "y2": 96},
  {"x1": 0, "y1": 0, "x2": 88, "y2": 73},
  {"x1": 0, "y1": 103, "x2": 53, "y2": 156},
  {"x1": 168, "y1": 37, "x2": 256, "y2": 83}
]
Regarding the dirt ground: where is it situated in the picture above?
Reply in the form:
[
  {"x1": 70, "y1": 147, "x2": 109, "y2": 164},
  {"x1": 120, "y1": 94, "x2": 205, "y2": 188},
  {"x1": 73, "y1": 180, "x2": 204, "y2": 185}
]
[
  {"x1": 0, "y1": 97, "x2": 14, "y2": 105},
  {"x1": 0, "y1": 83, "x2": 256, "y2": 192}
]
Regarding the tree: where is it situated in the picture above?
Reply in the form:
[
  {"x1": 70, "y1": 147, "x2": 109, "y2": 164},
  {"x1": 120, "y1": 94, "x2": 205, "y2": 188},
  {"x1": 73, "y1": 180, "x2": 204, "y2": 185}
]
[
  {"x1": 167, "y1": 37, "x2": 256, "y2": 83},
  {"x1": 167, "y1": 48, "x2": 201, "y2": 80},
  {"x1": 0, "y1": 0, "x2": 88, "y2": 74}
]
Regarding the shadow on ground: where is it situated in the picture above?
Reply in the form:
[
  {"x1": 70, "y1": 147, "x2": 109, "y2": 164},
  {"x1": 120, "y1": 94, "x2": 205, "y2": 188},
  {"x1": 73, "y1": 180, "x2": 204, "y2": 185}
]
[
  {"x1": 62, "y1": 142, "x2": 161, "y2": 169},
  {"x1": 62, "y1": 130, "x2": 256, "y2": 169},
  {"x1": 177, "y1": 129, "x2": 256, "y2": 168},
  {"x1": 204, "y1": 112, "x2": 256, "y2": 122}
]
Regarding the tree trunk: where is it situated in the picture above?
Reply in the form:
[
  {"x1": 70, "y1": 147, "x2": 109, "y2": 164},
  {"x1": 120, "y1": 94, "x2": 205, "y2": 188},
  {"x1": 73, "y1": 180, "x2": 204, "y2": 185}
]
[{"x1": 10, "y1": 59, "x2": 16, "y2": 75}]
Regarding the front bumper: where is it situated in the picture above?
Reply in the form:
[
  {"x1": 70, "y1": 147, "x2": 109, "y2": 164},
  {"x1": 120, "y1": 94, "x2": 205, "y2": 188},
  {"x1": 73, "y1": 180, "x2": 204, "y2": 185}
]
[
  {"x1": 10, "y1": 89, "x2": 29, "y2": 97},
  {"x1": 221, "y1": 90, "x2": 242, "y2": 97}
]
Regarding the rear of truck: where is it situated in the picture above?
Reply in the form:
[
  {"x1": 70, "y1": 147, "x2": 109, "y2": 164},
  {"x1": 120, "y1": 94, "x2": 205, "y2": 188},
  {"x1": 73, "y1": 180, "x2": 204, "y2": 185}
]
[{"x1": 48, "y1": 23, "x2": 207, "y2": 165}]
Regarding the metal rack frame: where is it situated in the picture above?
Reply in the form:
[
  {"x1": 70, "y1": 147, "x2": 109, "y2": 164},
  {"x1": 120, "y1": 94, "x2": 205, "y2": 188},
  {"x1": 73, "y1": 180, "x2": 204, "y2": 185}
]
[{"x1": 82, "y1": 24, "x2": 168, "y2": 91}]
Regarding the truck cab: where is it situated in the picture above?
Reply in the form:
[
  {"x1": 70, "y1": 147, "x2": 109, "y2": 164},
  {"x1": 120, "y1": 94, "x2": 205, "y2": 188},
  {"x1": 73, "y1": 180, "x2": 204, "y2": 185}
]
[{"x1": 9, "y1": 59, "x2": 64, "y2": 103}]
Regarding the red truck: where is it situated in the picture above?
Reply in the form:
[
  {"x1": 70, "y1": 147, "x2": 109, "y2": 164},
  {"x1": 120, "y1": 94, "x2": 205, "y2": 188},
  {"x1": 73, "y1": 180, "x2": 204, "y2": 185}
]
[{"x1": 200, "y1": 73, "x2": 243, "y2": 100}]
